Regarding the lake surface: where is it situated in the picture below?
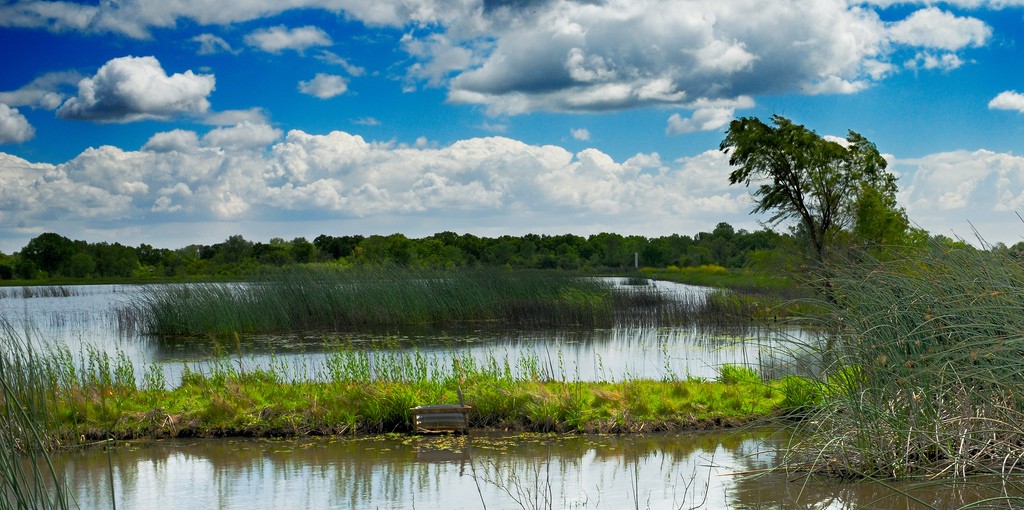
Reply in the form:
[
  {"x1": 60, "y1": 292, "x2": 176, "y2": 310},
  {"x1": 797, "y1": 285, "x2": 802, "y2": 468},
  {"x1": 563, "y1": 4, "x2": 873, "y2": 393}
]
[
  {"x1": 54, "y1": 431, "x2": 1017, "y2": 509},
  {"x1": 0, "y1": 282, "x2": 809, "y2": 385}
]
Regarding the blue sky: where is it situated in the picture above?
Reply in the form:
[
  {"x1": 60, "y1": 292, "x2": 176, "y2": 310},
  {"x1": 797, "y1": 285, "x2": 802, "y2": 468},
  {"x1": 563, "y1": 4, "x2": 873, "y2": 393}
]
[{"x1": 1, "y1": 0, "x2": 1024, "y2": 252}]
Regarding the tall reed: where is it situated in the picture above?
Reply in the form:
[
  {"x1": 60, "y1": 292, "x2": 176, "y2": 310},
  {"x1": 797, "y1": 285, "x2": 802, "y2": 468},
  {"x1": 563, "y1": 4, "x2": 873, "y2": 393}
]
[
  {"x1": 789, "y1": 245, "x2": 1024, "y2": 480},
  {"x1": 124, "y1": 267, "x2": 740, "y2": 337},
  {"x1": 0, "y1": 319, "x2": 72, "y2": 510}
]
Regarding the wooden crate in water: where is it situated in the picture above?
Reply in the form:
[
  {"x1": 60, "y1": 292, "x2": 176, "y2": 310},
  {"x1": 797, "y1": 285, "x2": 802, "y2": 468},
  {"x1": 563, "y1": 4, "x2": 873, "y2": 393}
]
[{"x1": 410, "y1": 404, "x2": 471, "y2": 434}]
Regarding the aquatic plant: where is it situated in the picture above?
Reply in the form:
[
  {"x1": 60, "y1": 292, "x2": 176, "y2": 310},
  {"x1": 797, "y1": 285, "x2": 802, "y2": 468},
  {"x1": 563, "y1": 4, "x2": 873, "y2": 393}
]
[
  {"x1": 790, "y1": 244, "x2": 1024, "y2": 479},
  {"x1": 0, "y1": 319, "x2": 72, "y2": 510},
  {"x1": 123, "y1": 266, "x2": 745, "y2": 337}
]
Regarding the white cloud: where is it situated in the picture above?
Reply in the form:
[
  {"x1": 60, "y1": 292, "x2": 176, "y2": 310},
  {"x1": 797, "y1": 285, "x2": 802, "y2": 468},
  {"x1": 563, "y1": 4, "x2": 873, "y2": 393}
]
[
  {"x1": 0, "y1": 71, "x2": 81, "y2": 110},
  {"x1": 142, "y1": 129, "x2": 200, "y2": 153},
  {"x1": 896, "y1": 150, "x2": 1024, "y2": 241},
  {"x1": 244, "y1": 25, "x2": 332, "y2": 54},
  {"x1": 904, "y1": 51, "x2": 966, "y2": 71},
  {"x1": 444, "y1": 0, "x2": 897, "y2": 113},
  {"x1": 7, "y1": 126, "x2": 1024, "y2": 248},
  {"x1": 298, "y1": 74, "x2": 349, "y2": 99},
  {"x1": 989, "y1": 91, "x2": 1024, "y2": 113},
  {"x1": 192, "y1": 33, "x2": 235, "y2": 55},
  {"x1": 0, "y1": 104, "x2": 35, "y2": 144},
  {"x1": 202, "y1": 122, "x2": 283, "y2": 150},
  {"x1": 571, "y1": 128, "x2": 590, "y2": 141},
  {"x1": 0, "y1": 1, "x2": 1000, "y2": 118},
  {"x1": 0, "y1": 0, "x2": 462, "y2": 38},
  {"x1": 0, "y1": 129, "x2": 757, "y2": 249},
  {"x1": 666, "y1": 97, "x2": 754, "y2": 135},
  {"x1": 56, "y1": 56, "x2": 215, "y2": 122},
  {"x1": 402, "y1": 32, "x2": 474, "y2": 87},
  {"x1": 887, "y1": 7, "x2": 990, "y2": 51},
  {"x1": 202, "y1": 108, "x2": 270, "y2": 126}
]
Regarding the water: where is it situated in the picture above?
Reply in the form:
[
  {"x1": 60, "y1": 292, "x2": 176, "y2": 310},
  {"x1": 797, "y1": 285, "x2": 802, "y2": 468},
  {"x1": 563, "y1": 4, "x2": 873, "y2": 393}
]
[
  {"x1": 0, "y1": 282, "x2": 808, "y2": 385},
  {"x1": 52, "y1": 431, "x2": 1018, "y2": 509}
]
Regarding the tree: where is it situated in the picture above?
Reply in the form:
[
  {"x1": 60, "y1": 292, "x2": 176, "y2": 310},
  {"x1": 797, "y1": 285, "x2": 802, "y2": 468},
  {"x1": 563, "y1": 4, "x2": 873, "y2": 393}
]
[
  {"x1": 721, "y1": 115, "x2": 896, "y2": 261},
  {"x1": 20, "y1": 233, "x2": 77, "y2": 276}
]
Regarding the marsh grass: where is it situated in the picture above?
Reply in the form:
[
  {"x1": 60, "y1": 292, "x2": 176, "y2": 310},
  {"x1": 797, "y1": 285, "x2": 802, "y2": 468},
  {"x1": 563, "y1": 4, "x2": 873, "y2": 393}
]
[
  {"x1": 788, "y1": 245, "x2": 1024, "y2": 480},
  {"x1": 0, "y1": 335, "x2": 788, "y2": 442},
  {"x1": 123, "y1": 266, "x2": 749, "y2": 337},
  {"x1": 0, "y1": 320, "x2": 72, "y2": 510}
]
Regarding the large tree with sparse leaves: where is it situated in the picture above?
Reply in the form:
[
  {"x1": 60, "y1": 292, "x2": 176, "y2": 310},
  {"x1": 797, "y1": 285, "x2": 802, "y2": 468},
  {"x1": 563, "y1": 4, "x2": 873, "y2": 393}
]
[{"x1": 721, "y1": 115, "x2": 906, "y2": 261}]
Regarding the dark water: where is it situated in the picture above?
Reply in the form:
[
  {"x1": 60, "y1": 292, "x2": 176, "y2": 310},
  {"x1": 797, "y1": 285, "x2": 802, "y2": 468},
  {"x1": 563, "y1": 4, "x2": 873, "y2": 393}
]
[{"x1": 53, "y1": 430, "x2": 1018, "y2": 510}]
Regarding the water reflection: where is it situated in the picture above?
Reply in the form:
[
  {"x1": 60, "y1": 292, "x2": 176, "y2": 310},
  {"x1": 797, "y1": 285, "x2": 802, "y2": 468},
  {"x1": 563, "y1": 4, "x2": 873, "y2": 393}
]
[{"x1": 53, "y1": 431, "x2": 1020, "y2": 509}]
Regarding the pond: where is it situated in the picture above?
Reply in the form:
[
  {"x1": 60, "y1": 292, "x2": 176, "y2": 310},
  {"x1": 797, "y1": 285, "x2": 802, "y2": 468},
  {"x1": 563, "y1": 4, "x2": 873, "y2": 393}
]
[
  {"x1": 54, "y1": 430, "x2": 1015, "y2": 509},
  {"x1": 0, "y1": 282, "x2": 809, "y2": 385}
]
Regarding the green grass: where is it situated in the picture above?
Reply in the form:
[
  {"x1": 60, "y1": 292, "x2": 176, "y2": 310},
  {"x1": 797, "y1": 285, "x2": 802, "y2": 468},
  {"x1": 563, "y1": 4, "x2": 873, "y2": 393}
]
[
  {"x1": 1, "y1": 332, "x2": 791, "y2": 443},
  {"x1": 641, "y1": 265, "x2": 819, "y2": 322},
  {"x1": 641, "y1": 265, "x2": 797, "y2": 294}
]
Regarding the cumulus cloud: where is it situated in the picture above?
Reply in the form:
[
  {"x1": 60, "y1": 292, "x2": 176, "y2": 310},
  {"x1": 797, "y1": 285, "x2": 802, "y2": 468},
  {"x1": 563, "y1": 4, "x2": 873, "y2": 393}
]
[
  {"x1": 245, "y1": 25, "x2": 332, "y2": 54},
  {"x1": 989, "y1": 91, "x2": 1024, "y2": 113},
  {"x1": 5, "y1": 126, "x2": 1022, "y2": 247},
  {"x1": 444, "y1": 0, "x2": 898, "y2": 114},
  {"x1": 887, "y1": 7, "x2": 990, "y2": 50},
  {"x1": 570, "y1": 128, "x2": 590, "y2": 141},
  {"x1": 298, "y1": 74, "x2": 349, "y2": 99},
  {"x1": 0, "y1": 129, "x2": 757, "y2": 247},
  {"x1": 0, "y1": 105, "x2": 35, "y2": 144},
  {"x1": 56, "y1": 56, "x2": 215, "y2": 122},
  {"x1": 142, "y1": 129, "x2": 200, "y2": 153},
  {"x1": 201, "y1": 122, "x2": 283, "y2": 150}
]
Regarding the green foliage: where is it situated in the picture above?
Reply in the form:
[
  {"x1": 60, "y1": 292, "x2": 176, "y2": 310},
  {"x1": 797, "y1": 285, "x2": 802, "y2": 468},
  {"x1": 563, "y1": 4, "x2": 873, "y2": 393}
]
[
  {"x1": 722, "y1": 115, "x2": 906, "y2": 261},
  {"x1": 6, "y1": 225, "x2": 797, "y2": 282}
]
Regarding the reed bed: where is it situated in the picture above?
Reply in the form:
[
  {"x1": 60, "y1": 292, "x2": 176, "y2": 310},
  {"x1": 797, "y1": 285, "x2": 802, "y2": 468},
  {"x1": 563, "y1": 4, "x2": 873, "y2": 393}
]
[
  {"x1": 123, "y1": 267, "x2": 748, "y2": 337},
  {"x1": 788, "y1": 245, "x2": 1024, "y2": 481},
  {"x1": 0, "y1": 286, "x2": 81, "y2": 299}
]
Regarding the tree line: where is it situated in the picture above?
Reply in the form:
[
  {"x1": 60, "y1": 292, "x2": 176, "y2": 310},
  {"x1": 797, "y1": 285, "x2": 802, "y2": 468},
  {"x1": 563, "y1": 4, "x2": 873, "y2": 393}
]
[{"x1": 0, "y1": 224, "x2": 791, "y2": 280}]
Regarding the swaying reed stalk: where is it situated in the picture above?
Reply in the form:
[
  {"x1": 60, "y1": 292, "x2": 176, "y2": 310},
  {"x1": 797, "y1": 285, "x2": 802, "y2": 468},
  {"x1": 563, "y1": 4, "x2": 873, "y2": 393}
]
[
  {"x1": 789, "y1": 244, "x2": 1024, "y2": 482},
  {"x1": 123, "y1": 266, "x2": 748, "y2": 337},
  {"x1": 0, "y1": 318, "x2": 72, "y2": 510}
]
